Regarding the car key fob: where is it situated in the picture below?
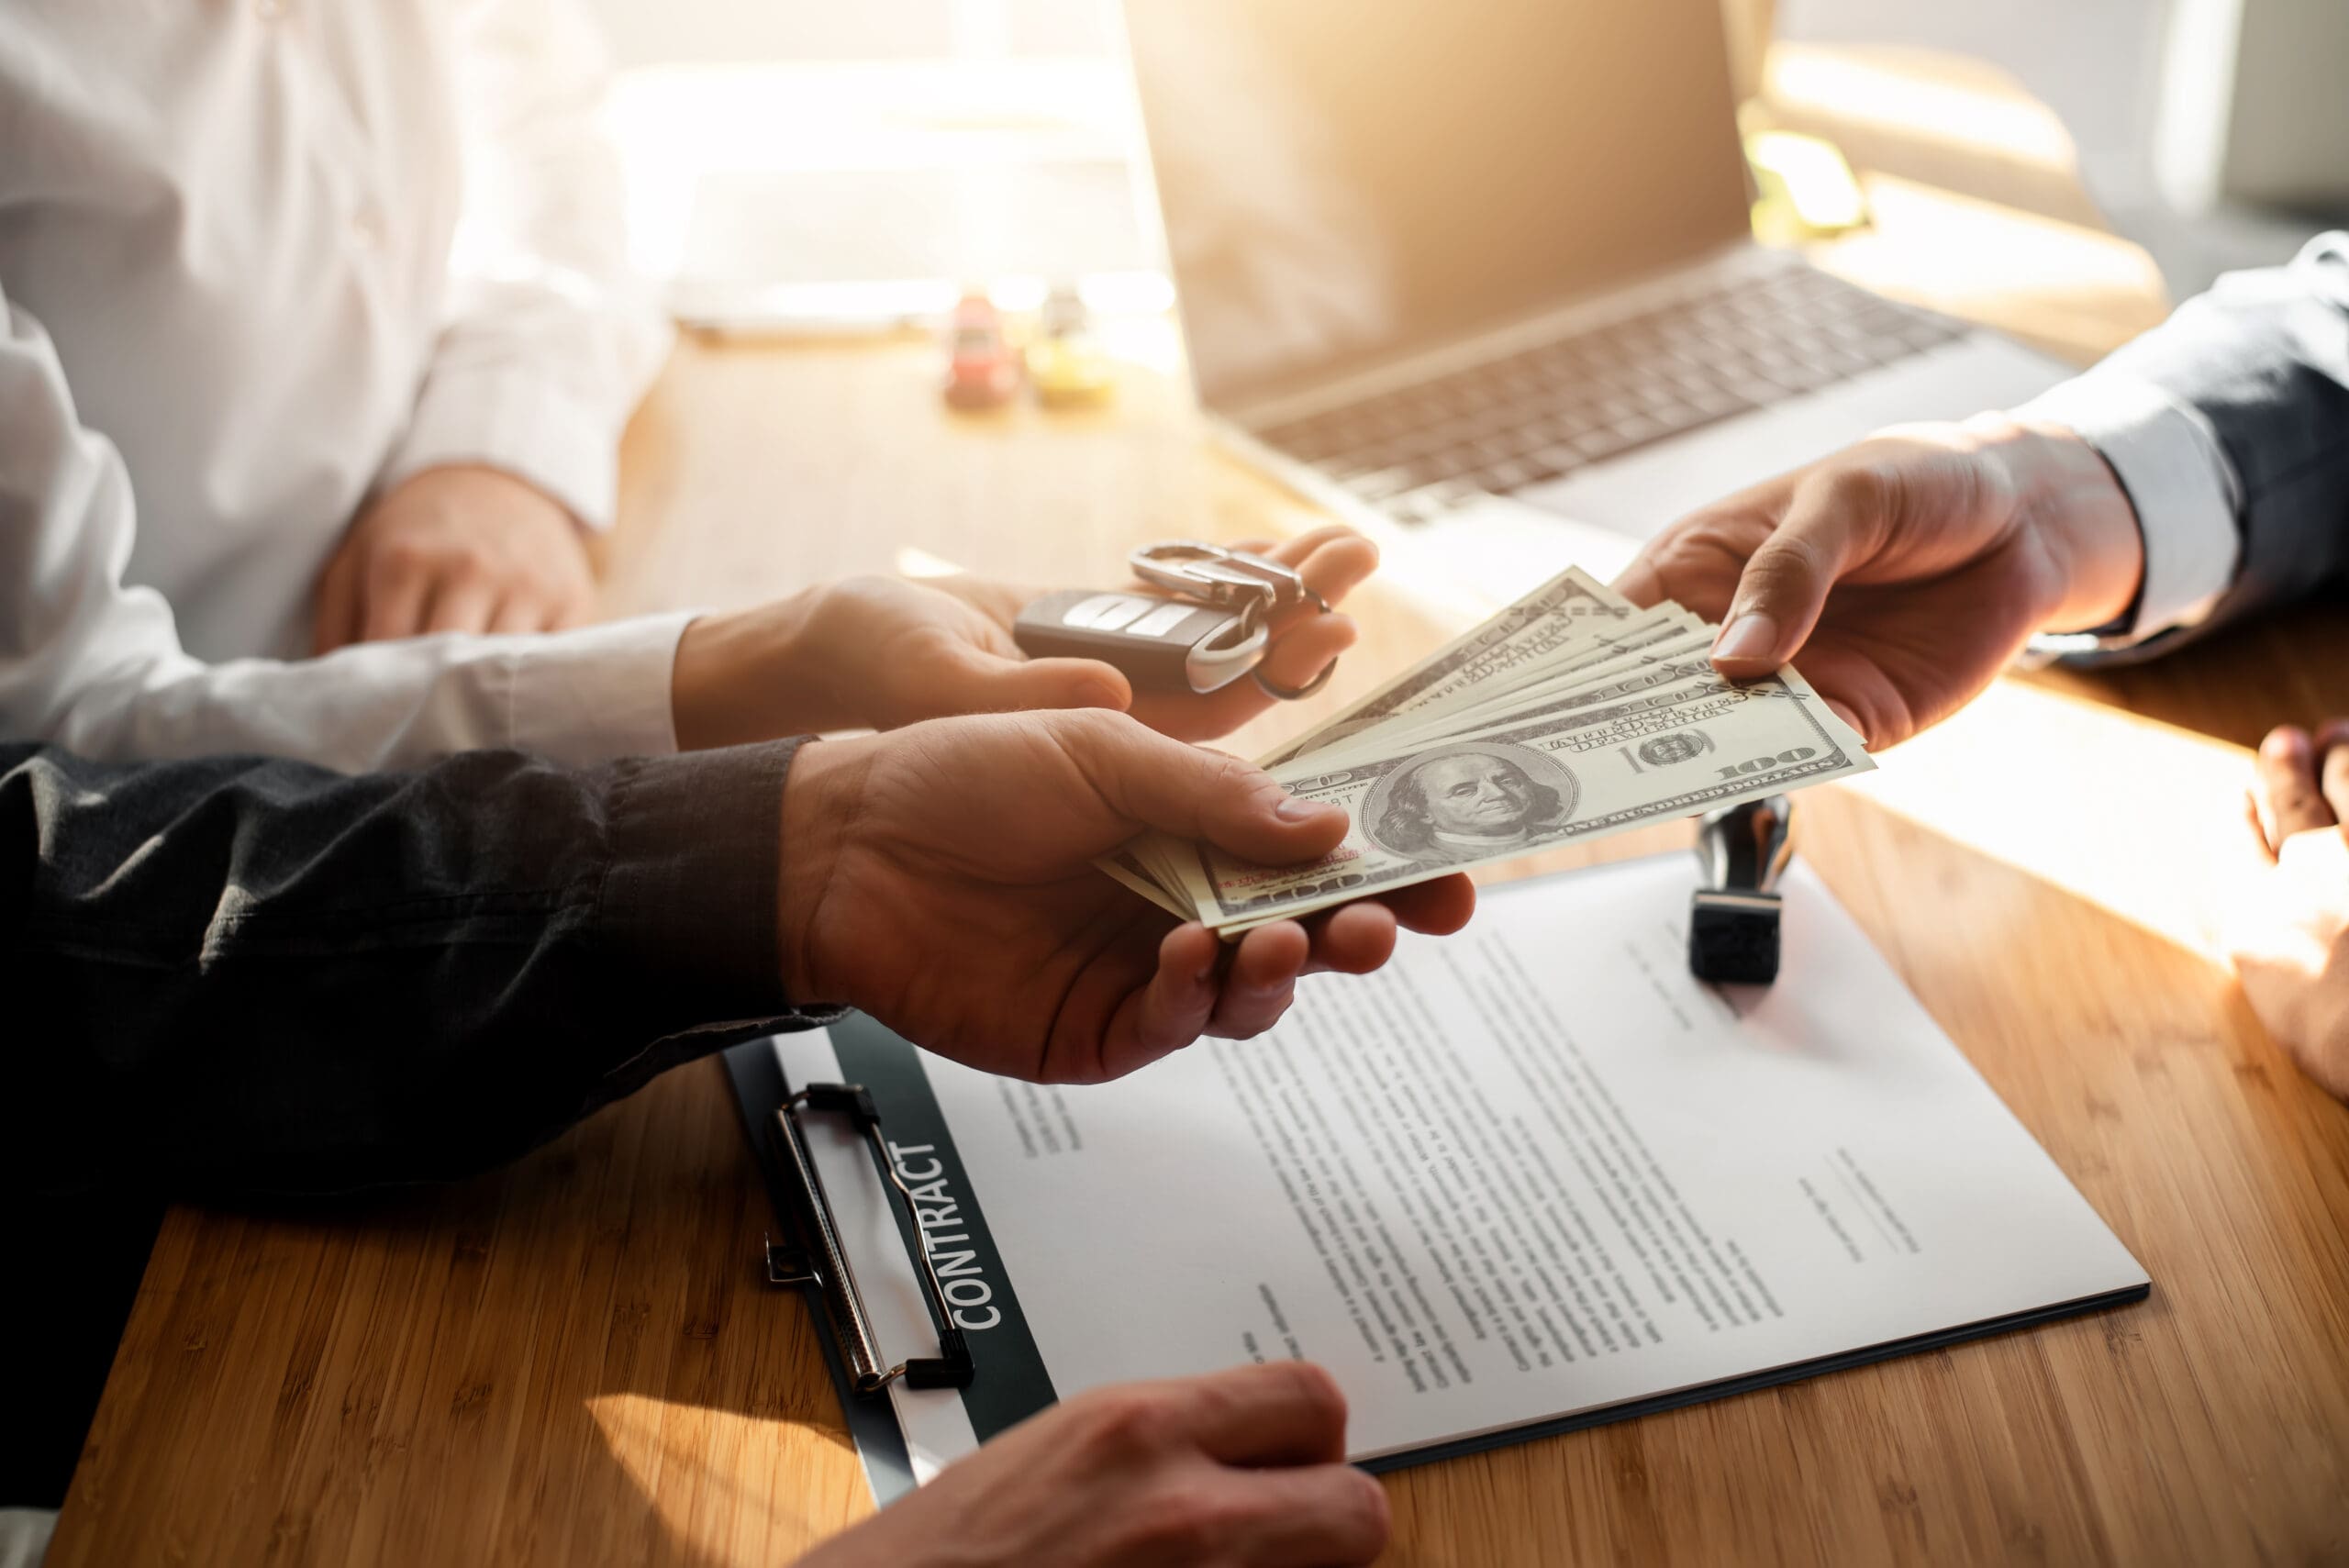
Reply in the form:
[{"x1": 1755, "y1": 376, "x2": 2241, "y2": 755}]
[{"x1": 1013, "y1": 589, "x2": 1267, "y2": 694}]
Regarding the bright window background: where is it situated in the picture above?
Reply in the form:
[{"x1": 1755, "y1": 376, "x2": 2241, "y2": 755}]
[
  {"x1": 582, "y1": 0, "x2": 1165, "y2": 322},
  {"x1": 581, "y1": 0, "x2": 1119, "y2": 63},
  {"x1": 580, "y1": 0, "x2": 2339, "y2": 310}
]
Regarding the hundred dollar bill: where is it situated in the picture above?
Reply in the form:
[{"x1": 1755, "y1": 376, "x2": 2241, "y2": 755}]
[
  {"x1": 1318, "y1": 628, "x2": 1713, "y2": 751},
  {"x1": 1308, "y1": 606, "x2": 1706, "y2": 759},
  {"x1": 1156, "y1": 666, "x2": 1872, "y2": 929},
  {"x1": 1099, "y1": 847, "x2": 1190, "y2": 919},
  {"x1": 1291, "y1": 641, "x2": 1717, "y2": 773},
  {"x1": 1257, "y1": 565, "x2": 1633, "y2": 768},
  {"x1": 1450, "y1": 604, "x2": 1705, "y2": 708}
]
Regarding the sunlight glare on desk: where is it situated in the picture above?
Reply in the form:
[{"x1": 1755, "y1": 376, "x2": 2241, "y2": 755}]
[
  {"x1": 1840, "y1": 676, "x2": 2254, "y2": 960},
  {"x1": 588, "y1": 1391, "x2": 867, "y2": 1564}
]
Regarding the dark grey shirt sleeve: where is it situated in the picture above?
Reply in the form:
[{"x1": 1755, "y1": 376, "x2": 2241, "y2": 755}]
[
  {"x1": 2, "y1": 740, "x2": 842, "y2": 1197},
  {"x1": 2058, "y1": 231, "x2": 2349, "y2": 655}
]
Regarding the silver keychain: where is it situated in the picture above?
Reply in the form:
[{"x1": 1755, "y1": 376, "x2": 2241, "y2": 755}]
[{"x1": 1125, "y1": 540, "x2": 1337, "y2": 699}]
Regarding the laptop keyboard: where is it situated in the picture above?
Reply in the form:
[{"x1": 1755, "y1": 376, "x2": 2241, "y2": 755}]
[{"x1": 1254, "y1": 266, "x2": 1967, "y2": 522}]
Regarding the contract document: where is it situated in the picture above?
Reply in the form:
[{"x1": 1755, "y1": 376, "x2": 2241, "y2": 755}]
[{"x1": 729, "y1": 854, "x2": 2148, "y2": 1499}]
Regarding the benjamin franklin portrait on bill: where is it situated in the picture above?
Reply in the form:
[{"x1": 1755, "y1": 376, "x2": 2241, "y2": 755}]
[{"x1": 1362, "y1": 742, "x2": 1580, "y2": 867}]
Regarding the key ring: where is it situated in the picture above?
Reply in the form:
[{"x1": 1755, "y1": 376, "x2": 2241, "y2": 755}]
[
  {"x1": 1252, "y1": 662, "x2": 1336, "y2": 700},
  {"x1": 1129, "y1": 540, "x2": 1332, "y2": 616},
  {"x1": 1127, "y1": 540, "x2": 1338, "y2": 699}
]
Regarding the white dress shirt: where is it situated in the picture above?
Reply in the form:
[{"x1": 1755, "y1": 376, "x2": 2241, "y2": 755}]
[{"x1": 0, "y1": 0, "x2": 689, "y2": 772}]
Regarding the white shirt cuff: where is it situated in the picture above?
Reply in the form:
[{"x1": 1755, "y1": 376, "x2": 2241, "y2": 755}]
[
  {"x1": 507, "y1": 609, "x2": 697, "y2": 760},
  {"x1": 2014, "y1": 374, "x2": 2243, "y2": 639},
  {"x1": 381, "y1": 371, "x2": 626, "y2": 532}
]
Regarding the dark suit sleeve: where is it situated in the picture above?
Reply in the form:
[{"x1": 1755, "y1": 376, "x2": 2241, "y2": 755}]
[
  {"x1": 1, "y1": 740, "x2": 841, "y2": 1197},
  {"x1": 2070, "y1": 231, "x2": 2349, "y2": 651}
]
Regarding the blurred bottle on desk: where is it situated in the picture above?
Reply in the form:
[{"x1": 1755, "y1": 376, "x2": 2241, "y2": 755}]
[
  {"x1": 1028, "y1": 284, "x2": 1118, "y2": 408},
  {"x1": 943, "y1": 293, "x2": 1023, "y2": 410}
]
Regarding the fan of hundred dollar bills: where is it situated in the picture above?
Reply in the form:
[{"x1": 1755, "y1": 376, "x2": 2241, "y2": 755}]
[{"x1": 1098, "y1": 565, "x2": 1874, "y2": 931}]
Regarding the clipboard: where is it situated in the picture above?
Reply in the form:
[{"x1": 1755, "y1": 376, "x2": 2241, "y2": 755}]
[
  {"x1": 723, "y1": 1024, "x2": 1064, "y2": 1502},
  {"x1": 725, "y1": 857, "x2": 2151, "y2": 1499}
]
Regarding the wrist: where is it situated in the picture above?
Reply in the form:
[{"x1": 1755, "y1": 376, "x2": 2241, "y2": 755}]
[
  {"x1": 774, "y1": 733, "x2": 874, "y2": 1006},
  {"x1": 1975, "y1": 414, "x2": 2146, "y2": 634},
  {"x1": 673, "y1": 586, "x2": 839, "y2": 750}
]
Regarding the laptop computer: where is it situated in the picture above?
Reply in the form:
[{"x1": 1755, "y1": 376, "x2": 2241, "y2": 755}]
[{"x1": 1120, "y1": 0, "x2": 2075, "y2": 602}]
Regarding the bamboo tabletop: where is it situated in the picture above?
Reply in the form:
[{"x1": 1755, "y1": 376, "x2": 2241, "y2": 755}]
[{"x1": 47, "y1": 92, "x2": 2349, "y2": 1568}]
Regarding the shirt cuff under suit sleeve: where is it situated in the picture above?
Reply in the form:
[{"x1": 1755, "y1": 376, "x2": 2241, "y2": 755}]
[
  {"x1": 2022, "y1": 230, "x2": 2349, "y2": 661},
  {"x1": 2014, "y1": 374, "x2": 2243, "y2": 640}
]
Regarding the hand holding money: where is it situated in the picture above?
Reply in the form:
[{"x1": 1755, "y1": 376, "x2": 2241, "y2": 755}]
[
  {"x1": 779, "y1": 709, "x2": 1475, "y2": 1084},
  {"x1": 1099, "y1": 565, "x2": 1874, "y2": 929}
]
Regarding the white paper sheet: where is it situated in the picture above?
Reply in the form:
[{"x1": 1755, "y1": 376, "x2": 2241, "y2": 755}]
[{"x1": 772, "y1": 854, "x2": 2146, "y2": 1477}]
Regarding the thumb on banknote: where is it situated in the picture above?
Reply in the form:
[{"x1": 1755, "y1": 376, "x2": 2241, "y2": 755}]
[{"x1": 1058, "y1": 712, "x2": 1350, "y2": 863}]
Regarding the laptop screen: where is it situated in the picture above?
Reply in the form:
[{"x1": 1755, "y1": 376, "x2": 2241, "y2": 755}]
[{"x1": 1124, "y1": 0, "x2": 1752, "y2": 413}]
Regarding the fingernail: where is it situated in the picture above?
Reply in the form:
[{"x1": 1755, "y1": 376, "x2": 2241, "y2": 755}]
[
  {"x1": 2263, "y1": 728, "x2": 2310, "y2": 762},
  {"x1": 1711, "y1": 612, "x2": 1779, "y2": 664},
  {"x1": 1275, "y1": 795, "x2": 1330, "y2": 823}
]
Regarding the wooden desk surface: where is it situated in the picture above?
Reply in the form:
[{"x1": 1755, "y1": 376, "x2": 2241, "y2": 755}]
[{"x1": 50, "y1": 207, "x2": 2349, "y2": 1568}]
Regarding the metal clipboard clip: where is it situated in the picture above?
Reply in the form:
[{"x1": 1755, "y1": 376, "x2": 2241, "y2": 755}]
[{"x1": 761, "y1": 1083, "x2": 976, "y2": 1396}]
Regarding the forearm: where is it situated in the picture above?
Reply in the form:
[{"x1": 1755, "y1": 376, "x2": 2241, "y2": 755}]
[
  {"x1": 1, "y1": 740, "x2": 836, "y2": 1197},
  {"x1": 3, "y1": 281, "x2": 695, "y2": 769},
  {"x1": 30, "y1": 613, "x2": 696, "y2": 771},
  {"x1": 671, "y1": 586, "x2": 885, "y2": 749}
]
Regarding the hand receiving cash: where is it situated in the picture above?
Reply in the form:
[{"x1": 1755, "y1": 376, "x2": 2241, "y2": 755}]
[{"x1": 1099, "y1": 565, "x2": 1874, "y2": 929}]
